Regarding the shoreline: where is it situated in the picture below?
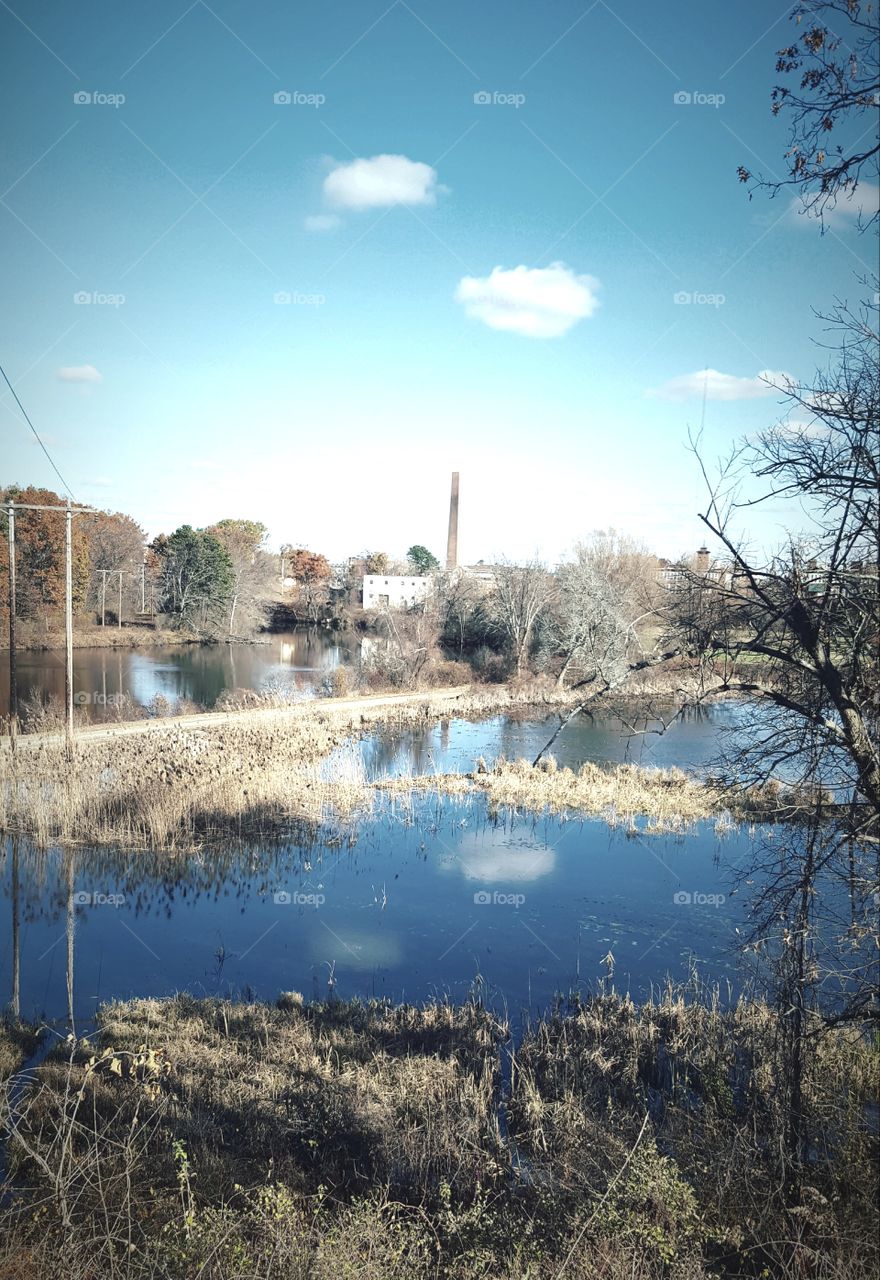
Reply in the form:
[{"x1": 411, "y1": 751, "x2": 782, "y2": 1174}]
[
  {"x1": 0, "y1": 684, "x2": 584, "y2": 848},
  {"x1": 0, "y1": 628, "x2": 291, "y2": 654},
  {"x1": 1, "y1": 987, "x2": 874, "y2": 1279}
]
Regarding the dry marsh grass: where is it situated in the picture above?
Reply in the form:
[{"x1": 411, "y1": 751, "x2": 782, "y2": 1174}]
[
  {"x1": 1, "y1": 713, "x2": 365, "y2": 849},
  {"x1": 0, "y1": 1024, "x2": 40, "y2": 1081},
  {"x1": 1, "y1": 990, "x2": 875, "y2": 1279},
  {"x1": 509, "y1": 986, "x2": 879, "y2": 1278},
  {"x1": 0, "y1": 687, "x2": 535, "y2": 849},
  {"x1": 1, "y1": 620, "x2": 204, "y2": 653},
  {"x1": 1, "y1": 680, "x2": 810, "y2": 846},
  {"x1": 376, "y1": 757, "x2": 805, "y2": 833}
]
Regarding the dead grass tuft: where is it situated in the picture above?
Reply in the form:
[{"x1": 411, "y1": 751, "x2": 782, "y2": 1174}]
[{"x1": 375, "y1": 757, "x2": 808, "y2": 833}]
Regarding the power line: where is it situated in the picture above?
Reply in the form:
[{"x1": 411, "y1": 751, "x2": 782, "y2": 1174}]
[{"x1": 0, "y1": 360, "x2": 75, "y2": 500}]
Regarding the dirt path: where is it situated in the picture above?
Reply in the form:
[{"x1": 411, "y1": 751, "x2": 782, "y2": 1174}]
[{"x1": 2, "y1": 686, "x2": 476, "y2": 752}]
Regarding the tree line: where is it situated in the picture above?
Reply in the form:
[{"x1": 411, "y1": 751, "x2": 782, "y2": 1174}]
[
  {"x1": 0, "y1": 502, "x2": 331, "y2": 639},
  {"x1": 0, "y1": 498, "x2": 464, "y2": 641}
]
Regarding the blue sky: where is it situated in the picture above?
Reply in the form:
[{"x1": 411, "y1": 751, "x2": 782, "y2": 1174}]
[{"x1": 1, "y1": 1, "x2": 876, "y2": 563}]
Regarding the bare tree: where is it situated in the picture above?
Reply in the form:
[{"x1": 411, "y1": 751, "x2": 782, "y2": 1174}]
[
  {"x1": 367, "y1": 603, "x2": 440, "y2": 688},
  {"x1": 671, "y1": 296, "x2": 879, "y2": 1164},
  {"x1": 550, "y1": 532, "x2": 660, "y2": 690},
  {"x1": 436, "y1": 571, "x2": 484, "y2": 657},
  {"x1": 684, "y1": 293, "x2": 879, "y2": 820},
  {"x1": 491, "y1": 558, "x2": 554, "y2": 679}
]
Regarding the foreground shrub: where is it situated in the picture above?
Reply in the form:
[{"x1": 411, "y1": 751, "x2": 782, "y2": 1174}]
[{"x1": 0, "y1": 990, "x2": 875, "y2": 1278}]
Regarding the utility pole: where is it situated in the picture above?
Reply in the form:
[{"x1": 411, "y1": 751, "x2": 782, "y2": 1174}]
[
  {"x1": 65, "y1": 499, "x2": 74, "y2": 760},
  {"x1": 7, "y1": 498, "x2": 16, "y2": 749},
  {"x1": 97, "y1": 568, "x2": 123, "y2": 628},
  {"x1": 141, "y1": 558, "x2": 146, "y2": 613}
]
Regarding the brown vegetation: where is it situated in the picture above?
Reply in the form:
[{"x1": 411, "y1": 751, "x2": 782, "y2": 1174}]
[
  {"x1": 377, "y1": 756, "x2": 820, "y2": 833},
  {"x1": 0, "y1": 685, "x2": 578, "y2": 849},
  {"x1": 1, "y1": 681, "x2": 804, "y2": 847},
  {"x1": 0, "y1": 621, "x2": 204, "y2": 653},
  {"x1": 0, "y1": 987, "x2": 875, "y2": 1278},
  {"x1": 0, "y1": 1025, "x2": 39, "y2": 1081}
]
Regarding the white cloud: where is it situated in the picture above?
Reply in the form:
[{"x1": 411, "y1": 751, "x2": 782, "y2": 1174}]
[
  {"x1": 789, "y1": 183, "x2": 880, "y2": 230},
  {"x1": 82, "y1": 476, "x2": 113, "y2": 488},
  {"x1": 455, "y1": 262, "x2": 601, "y2": 339},
  {"x1": 56, "y1": 364, "x2": 102, "y2": 383},
  {"x1": 646, "y1": 368, "x2": 793, "y2": 402},
  {"x1": 323, "y1": 154, "x2": 440, "y2": 209},
  {"x1": 304, "y1": 213, "x2": 341, "y2": 232}
]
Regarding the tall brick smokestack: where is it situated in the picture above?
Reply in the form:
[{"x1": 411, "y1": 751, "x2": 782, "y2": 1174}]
[{"x1": 446, "y1": 471, "x2": 460, "y2": 570}]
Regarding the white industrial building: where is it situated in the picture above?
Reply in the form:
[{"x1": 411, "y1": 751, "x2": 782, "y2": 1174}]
[{"x1": 362, "y1": 574, "x2": 434, "y2": 611}]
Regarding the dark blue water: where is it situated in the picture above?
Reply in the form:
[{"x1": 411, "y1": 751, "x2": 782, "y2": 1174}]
[{"x1": 1, "y1": 795, "x2": 753, "y2": 1026}]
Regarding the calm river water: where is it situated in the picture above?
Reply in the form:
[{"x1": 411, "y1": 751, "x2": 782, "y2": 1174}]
[
  {"x1": 1, "y1": 706, "x2": 768, "y2": 1027},
  {"x1": 0, "y1": 629, "x2": 351, "y2": 722}
]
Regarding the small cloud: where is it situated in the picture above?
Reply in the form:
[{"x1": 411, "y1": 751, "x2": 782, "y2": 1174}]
[
  {"x1": 304, "y1": 213, "x2": 341, "y2": 232},
  {"x1": 56, "y1": 364, "x2": 102, "y2": 383},
  {"x1": 82, "y1": 476, "x2": 113, "y2": 488},
  {"x1": 646, "y1": 368, "x2": 793, "y2": 402},
  {"x1": 454, "y1": 262, "x2": 600, "y2": 339},
  {"x1": 323, "y1": 154, "x2": 441, "y2": 209},
  {"x1": 789, "y1": 183, "x2": 880, "y2": 230}
]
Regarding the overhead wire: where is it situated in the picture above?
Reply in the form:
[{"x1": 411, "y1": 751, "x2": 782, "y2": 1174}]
[{"x1": 0, "y1": 360, "x2": 75, "y2": 500}]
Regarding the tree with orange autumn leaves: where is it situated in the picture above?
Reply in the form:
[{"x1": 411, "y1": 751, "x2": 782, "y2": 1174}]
[{"x1": 0, "y1": 486, "x2": 90, "y2": 631}]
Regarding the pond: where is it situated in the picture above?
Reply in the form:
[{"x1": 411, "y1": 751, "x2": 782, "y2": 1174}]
[
  {"x1": 1, "y1": 801, "x2": 751, "y2": 1029},
  {"x1": 0, "y1": 629, "x2": 352, "y2": 723},
  {"x1": 1, "y1": 704, "x2": 768, "y2": 1026}
]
